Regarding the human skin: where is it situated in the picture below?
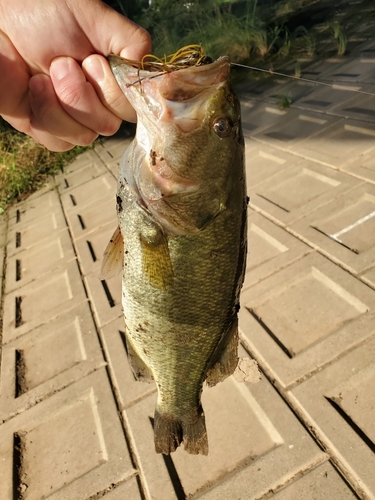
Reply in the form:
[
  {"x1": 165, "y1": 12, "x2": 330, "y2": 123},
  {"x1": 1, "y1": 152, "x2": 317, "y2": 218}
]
[{"x1": 0, "y1": 0, "x2": 151, "y2": 151}]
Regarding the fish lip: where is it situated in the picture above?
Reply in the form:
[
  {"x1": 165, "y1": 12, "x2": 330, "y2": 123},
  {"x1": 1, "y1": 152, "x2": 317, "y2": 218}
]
[{"x1": 108, "y1": 54, "x2": 231, "y2": 90}]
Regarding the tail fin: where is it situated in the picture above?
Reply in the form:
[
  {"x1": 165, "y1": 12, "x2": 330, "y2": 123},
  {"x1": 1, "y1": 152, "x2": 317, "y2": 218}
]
[{"x1": 154, "y1": 408, "x2": 208, "y2": 455}]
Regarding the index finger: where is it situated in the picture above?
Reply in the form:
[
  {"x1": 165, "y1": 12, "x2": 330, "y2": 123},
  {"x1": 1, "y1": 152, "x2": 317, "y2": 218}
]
[{"x1": 82, "y1": 54, "x2": 137, "y2": 123}]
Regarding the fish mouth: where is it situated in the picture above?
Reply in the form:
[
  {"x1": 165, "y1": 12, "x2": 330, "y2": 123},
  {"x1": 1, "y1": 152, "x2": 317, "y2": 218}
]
[{"x1": 109, "y1": 54, "x2": 230, "y2": 132}]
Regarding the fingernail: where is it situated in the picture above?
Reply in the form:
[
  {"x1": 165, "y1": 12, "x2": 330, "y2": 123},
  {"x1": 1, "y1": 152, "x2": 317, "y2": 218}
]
[
  {"x1": 83, "y1": 56, "x2": 104, "y2": 81},
  {"x1": 50, "y1": 57, "x2": 71, "y2": 81}
]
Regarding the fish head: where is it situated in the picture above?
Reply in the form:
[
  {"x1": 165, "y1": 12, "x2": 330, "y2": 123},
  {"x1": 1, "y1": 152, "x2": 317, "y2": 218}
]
[{"x1": 110, "y1": 54, "x2": 245, "y2": 234}]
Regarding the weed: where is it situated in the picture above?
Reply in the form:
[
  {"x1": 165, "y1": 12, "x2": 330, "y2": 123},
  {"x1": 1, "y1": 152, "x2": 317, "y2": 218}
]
[
  {"x1": 329, "y1": 21, "x2": 347, "y2": 56},
  {"x1": 276, "y1": 94, "x2": 292, "y2": 109},
  {"x1": 0, "y1": 118, "x2": 91, "y2": 214}
]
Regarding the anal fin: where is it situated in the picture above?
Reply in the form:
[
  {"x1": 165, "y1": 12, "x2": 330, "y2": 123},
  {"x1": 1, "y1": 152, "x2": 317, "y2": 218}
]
[{"x1": 205, "y1": 319, "x2": 239, "y2": 387}]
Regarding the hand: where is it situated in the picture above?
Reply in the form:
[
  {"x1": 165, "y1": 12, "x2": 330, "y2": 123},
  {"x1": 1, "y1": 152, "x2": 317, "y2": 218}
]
[{"x1": 0, "y1": 0, "x2": 151, "y2": 151}]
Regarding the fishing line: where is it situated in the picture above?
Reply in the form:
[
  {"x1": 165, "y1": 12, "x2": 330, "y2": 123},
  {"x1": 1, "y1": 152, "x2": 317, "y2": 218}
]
[{"x1": 231, "y1": 62, "x2": 375, "y2": 97}]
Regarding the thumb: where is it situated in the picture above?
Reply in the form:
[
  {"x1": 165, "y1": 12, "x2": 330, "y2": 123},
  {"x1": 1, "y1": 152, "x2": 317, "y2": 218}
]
[{"x1": 81, "y1": 1, "x2": 152, "y2": 60}]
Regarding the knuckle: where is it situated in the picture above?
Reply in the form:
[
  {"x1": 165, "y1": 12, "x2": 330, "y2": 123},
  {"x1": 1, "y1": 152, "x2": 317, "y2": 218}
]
[
  {"x1": 77, "y1": 132, "x2": 98, "y2": 147},
  {"x1": 57, "y1": 84, "x2": 83, "y2": 108}
]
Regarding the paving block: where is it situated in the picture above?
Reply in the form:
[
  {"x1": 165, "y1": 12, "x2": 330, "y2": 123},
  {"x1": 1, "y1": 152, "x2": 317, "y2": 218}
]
[
  {"x1": 244, "y1": 211, "x2": 312, "y2": 290},
  {"x1": 246, "y1": 141, "x2": 302, "y2": 188},
  {"x1": 290, "y1": 83, "x2": 359, "y2": 115},
  {"x1": 0, "y1": 369, "x2": 135, "y2": 500},
  {"x1": 241, "y1": 101, "x2": 291, "y2": 138},
  {"x1": 60, "y1": 149, "x2": 100, "y2": 172},
  {"x1": 54, "y1": 157, "x2": 107, "y2": 191},
  {"x1": 60, "y1": 172, "x2": 117, "y2": 214},
  {"x1": 291, "y1": 336, "x2": 375, "y2": 497},
  {"x1": 361, "y1": 265, "x2": 375, "y2": 288},
  {"x1": 3, "y1": 260, "x2": 87, "y2": 343},
  {"x1": 84, "y1": 271, "x2": 122, "y2": 327},
  {"x1": 239, "y1": 251, "x2": 375, "y2": 389},
  {"x1": 8, "y1": 190, "x2": 62, "y2": 229},
  {"x1": 290, "y1": 183, "x2": 375, "y2": 274},
  {"x1": 341, "y1": 146, "x2": 375, "y2": 183},
  {"x1": 100, "y1": 316, "x2": 157, "y2": 409},
  {"x1": 238, "y1": 76, "x2": 290, "y2": 102},
  {"x1": 0, "y1": 302, "x2": 105, "y2": 422},
  {"x1": 296, "y1": 57, "x2": 348, "y2": 81},
  {"x1": 318, "y1": 57, "x2": 375, "y2": 84},
  {"x1": 250, "y1": 159, "x2": 362, "y2": 225},
  {"x1": 101, "y1": 476, "x2": 143, "y2": 500},
  {"x1": 95, "y1": 137, "x2": 131, "y2": 164},
  {"x1": 6, "y1": 209, "x2": 67, "y2": 257},
  {"x1": 5, "y1": 228, "x2": 76, "y2": 293},
  {"x1": 63, "y1": 196, "x2": 117, "y2": 242},
  {"x1": 271, "y1": 461, "x2": 358, "y2": 499},
  {"x1": 126, "y1": 373, "x2": 325, "y2": 500},
  {"x1": 252, "y1": 108, "x2": 340, "y2": 150},
  {"x1": 105, "y1": 158, "x2": 121, "y2": 178},
  {"x1": 75, "y1": 222, "x2": 117, "y2": 276},
  {"x1": 291, "y1": 117, "x2": 375, "y2": 168}
]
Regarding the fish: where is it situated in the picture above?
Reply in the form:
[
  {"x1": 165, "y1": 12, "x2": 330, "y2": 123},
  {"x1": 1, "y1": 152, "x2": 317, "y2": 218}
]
[{"x1": 101, "y1": 47, "x2": 247, "y2": 455}]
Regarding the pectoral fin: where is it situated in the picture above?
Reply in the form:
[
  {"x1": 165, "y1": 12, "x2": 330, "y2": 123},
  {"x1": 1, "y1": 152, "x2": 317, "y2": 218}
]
[
  {"x1": 140, "y1": 229, "x2": 173, "y2": 289},
  {"x1": 100, "y1": 226, "x2": 124, "y2": 280}
]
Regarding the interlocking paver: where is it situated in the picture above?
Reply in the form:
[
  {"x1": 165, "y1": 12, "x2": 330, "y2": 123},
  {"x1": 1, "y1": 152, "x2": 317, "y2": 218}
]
[
  {"x1": 100, "y1": 316, "x2": 157, "y2": 409},
  {"x1": 8, "y1": 190, "x2": 62, "y2": 229},
  {"x1": 246, "y1": 139, "x2": 302, "y2": 188},
  {"x1": 271, "y1": 461, "x2": 358, "y2": 499},
  {"x1": 291, "y1": 118, "x2": 375, "y2": 168},
  {"x1": 342, "y1": 146, "x2": 375, "y2": 183},
  {"x1": 101, "y1": 476, "x2": 143, "y2": 500},
  {"x1": 54, "y1": 158, "x2": 107, "y2": 191},
  {"x1": 75, "y1": 222, "x2": 117, "y2": 276},
  {"x1": 84, "y1": 271, "x2": 122, "y2": 327},
  {"x1": 244, "y1": 211, "x2": 312, "y2": 290},
  {"x1": 0, "y1": 302, "x2": 105, "y2": 422},
  {"x1": 240, "y1": 251, "x2": 375, "y2": 389},
  {"x1": 95, "y1": 136, "x2": 132, "y2": 164},
  {"x1": 291, "y1": 337, "x2": 375, "y2": 497},
  {"x1": 60, "y1": 172, "x2": 117, "y2": 213},
  {"x1": 251, "y1": 108, "x2": 340, "y2": 149},
  {"x1": 241, "y1": 101, "x2": 291, "y2": 138},
  {"x1": 6, "y1": 209, "x2": 67, "y2": 257},
  {"x1": 63, "y1": 196, "x2": 117, "y2": 242},
  {"x1": 3, "y1": 259, "x2": 87, "y2": 343},
  {"x1": 250, "y1": 159, "x2": 361, "y2": 225},
  {"x1": 0, "y1": 369, "x2": 135, "y2": 500},
  {"x1": 127, "y1": 372, "x2": 326, "y2": 500},
  {"x1": 5, "y1": 228, "x2": 76, "y2": 293},
  {"x1": 290, "y1": 182, "x2": 375, "y2": 274}
]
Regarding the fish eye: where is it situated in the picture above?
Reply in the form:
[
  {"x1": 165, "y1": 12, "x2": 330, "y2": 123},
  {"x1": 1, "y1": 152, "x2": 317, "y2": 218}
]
[{"x1": 213, "y1": 117, "x2": 232, "y2": 138}]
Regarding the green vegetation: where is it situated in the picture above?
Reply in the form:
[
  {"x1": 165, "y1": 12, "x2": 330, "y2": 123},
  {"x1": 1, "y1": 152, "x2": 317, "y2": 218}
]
[
  {"x1": 0, "y1": 119, "x2": 90, "y2": 214},
  {"x1": 117, "y1": 0, "x2": 375, "y2": 63}
]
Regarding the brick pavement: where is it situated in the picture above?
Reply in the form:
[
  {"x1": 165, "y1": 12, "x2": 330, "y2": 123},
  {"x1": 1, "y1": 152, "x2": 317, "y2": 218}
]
[{"x1": 1, "y1": 42, "x2": 375, "y2": 499}]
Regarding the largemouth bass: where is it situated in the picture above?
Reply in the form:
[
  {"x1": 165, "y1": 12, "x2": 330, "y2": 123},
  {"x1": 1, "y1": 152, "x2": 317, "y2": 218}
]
[{"x1": 102, "y1": 48, "x2": 247, "y2": 455}]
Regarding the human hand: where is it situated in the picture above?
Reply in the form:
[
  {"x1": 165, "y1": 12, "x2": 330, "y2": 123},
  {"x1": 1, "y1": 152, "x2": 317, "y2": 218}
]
[{"x1": 0, "y1": 0, "x2": 151, "y2": 151}]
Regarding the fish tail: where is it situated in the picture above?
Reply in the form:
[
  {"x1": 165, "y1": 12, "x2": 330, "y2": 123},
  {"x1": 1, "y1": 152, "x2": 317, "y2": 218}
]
[{"x1": 154, "y1": 408, "x2": 208, "y2": 455}]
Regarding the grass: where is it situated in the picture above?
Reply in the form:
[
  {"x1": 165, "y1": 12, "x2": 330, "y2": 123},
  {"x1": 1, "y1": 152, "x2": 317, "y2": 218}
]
[{"x1": 0, "y1": 118, "x2": 91, "y2": 214}]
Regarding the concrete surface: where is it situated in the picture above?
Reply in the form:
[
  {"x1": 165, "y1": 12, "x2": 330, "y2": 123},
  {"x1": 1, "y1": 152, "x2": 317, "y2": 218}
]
[{"x1": 1, "y1": 41, "x2": 375, "y2": 499}]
